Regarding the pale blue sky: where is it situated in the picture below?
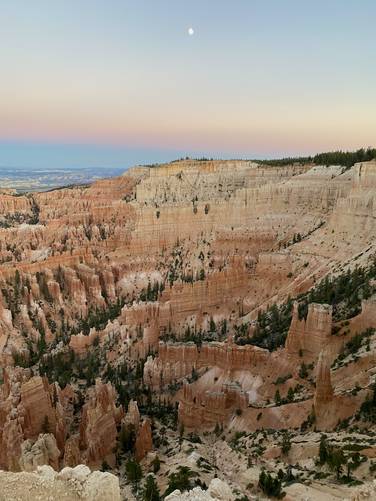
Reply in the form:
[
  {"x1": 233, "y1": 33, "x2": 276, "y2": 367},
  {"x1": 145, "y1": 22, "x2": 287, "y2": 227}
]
[{"x1": 0, "y1": 1, "x2": 375, "y2": 168}]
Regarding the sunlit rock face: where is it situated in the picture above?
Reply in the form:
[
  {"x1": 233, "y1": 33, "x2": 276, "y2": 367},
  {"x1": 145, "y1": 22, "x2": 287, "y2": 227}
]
[
  {"x1": 0, "y1": 158, "x2": 375, "y2": 479},
  {"x1": 285, "y1": 302, "x2": 333, "y2": 359},
  {"x1": 79, "y1": 379, "x2": 123, "y2": 467}
]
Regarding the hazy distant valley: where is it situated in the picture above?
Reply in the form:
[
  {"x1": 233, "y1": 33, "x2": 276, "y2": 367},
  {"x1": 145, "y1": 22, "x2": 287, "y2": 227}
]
[{"x1": 0, "y1": 166, "x2": 124, "y2": 192}]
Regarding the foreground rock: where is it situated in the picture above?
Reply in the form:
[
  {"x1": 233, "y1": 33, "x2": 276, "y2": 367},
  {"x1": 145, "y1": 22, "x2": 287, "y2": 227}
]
[
  {"x1": 0, "y1": 464, "x2": 121, "y2": 501},
  {"x1": 165, "y1": 478, "x2": 234, "y2": 501}
]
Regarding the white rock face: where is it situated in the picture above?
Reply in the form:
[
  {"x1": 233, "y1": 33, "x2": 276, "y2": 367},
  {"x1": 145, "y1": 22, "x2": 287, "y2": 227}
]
[
  {"x1": 350, "y1": 479, "x2": 376, "y2": 500},
  {"x1": 19, "y1": 434, "x2": 60, "y2": 472},
  {"x1": 85, "y1": 470, "x2": 122, "y2": 501},
  {"x1": 165, "y1": 488, "x2": 212, "y2": 501},
  {"x1": 208, "y1": 478, "x2": 235, "y2": 500},
  {"x1": 71, "y1": 464, "x2": 91, "y2": 482},
  {"x1": 0, "y1": 465, "x2": 121, "y2": 501},
  {"x1": 165, "y1": 479, "x2": 234, "y2": 501}
]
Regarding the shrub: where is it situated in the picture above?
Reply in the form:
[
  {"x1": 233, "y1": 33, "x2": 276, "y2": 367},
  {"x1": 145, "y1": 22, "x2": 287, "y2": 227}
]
[
  {"x1": 258, "y1": 470, "x2": 284, "y2": 498},
  {"x1": 164, "y1": 466, "x2": 197, "y2": 496}
]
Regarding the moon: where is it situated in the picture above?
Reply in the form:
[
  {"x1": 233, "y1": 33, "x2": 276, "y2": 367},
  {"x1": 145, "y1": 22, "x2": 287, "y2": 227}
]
[{"x1": 188, "y1": 27, "x2": 194, "y2": 36}]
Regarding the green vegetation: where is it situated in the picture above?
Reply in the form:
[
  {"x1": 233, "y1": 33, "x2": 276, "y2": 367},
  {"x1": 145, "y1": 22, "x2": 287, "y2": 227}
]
[
  {"x1": 281, "y1": 432, "x2": 291, "y2": 455},
  {"x1": 119, "y1": 423, "x2": 136, "y2": 454},
  {"x1": 273, "y1": 374, "x2": 292, "y2": 385},
  {"x1": 164, "y1": 466, "x2": 198, "y2": 497},
  {"x1": 142, "y1": 475, "x2": 161, "y2": 501},
  {"x1": 298, "y1": 362, "x2": 309, "y2": 379},
  {"x1": 318, "y1": 434, "x2": 365, "y2": 481},
  {"x1": 39, "y1": 347, "x2": 98, "y2": 388},
  {"x1": 160, "y1": 319, "x2": 228, "y2": 346},
  {"x1": 151, "y1": 456, "x2": 161, "y2": 474},
  {"x1": 125, "y1": 458, "x2": 143, "y2": 485},
  {"x1": 235, "y1": 260, "x2": 376, "y2": 351},
  {"x1": 274, "y1": 389, "x2": 281, "y2": 406},
  {"x1": 76, "y1": 298, "x2": 126, "y2": 334},
  {"x1": 332, "y1": 328, "x2": 375, "y2": 368},
  {"x1": 236, "y1": 299, "x2": 293, "y2": 350},
  {"x1": 258, "y1": 470, "x2": 285, "y2": 498},
  {"x1": 358, "y1": 385, "x2": 376, "y2": 423},
  {"x1": 140, "y1": 281, "x2": 164, "y2": 302},
  {"x1": 297, "y1": 264, "x2": 376, "y2": 322},
  {"x1": 257, "y1": 147, "x2": 376, "y2": 169}
]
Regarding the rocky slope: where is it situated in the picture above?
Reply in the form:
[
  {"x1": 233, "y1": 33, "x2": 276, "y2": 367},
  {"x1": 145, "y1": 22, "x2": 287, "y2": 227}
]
[
  {"x1": 0, "y1": 158, "x2": 375, "y2": 499},
  {"x1": 0, "y1": 464, "x2": 121, "y2": 500}
]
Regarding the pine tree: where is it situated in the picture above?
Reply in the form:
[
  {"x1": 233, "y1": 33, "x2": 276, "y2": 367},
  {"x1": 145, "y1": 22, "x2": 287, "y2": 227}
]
[
  {"x1": 275, "y1": 389, "x2": 281, "y2": 406},
  {"x1": 125, "y1": 459, "x2": 142, "y2": 485},
  {"x1": 319, "y1": 434, "x2": 328, "y2": 464},
  {"x1": 281, "y1": 432, "x2": 291, "y2": 455},
  {"x1": 143, "y1": 475, "x2": 160, "y2": 501},
  {"x1": 287, "y1": 387, "x2": 294, "y2": 402}
]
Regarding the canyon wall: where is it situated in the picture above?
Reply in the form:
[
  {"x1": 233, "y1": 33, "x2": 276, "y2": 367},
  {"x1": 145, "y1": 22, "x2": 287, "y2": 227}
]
[{"x1": 0, "y1": 158, "x2": 375, "y2": 472}]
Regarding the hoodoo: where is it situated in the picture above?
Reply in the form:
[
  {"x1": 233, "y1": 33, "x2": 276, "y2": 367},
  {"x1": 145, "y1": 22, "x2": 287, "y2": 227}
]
[{"x1": 0, "y1": 156, "x2": 375, "y2": 499}]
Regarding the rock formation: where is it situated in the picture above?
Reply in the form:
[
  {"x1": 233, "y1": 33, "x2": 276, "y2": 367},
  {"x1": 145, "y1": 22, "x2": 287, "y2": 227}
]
[
  {"x1": 286, "y1": 302, "x2": 332, "y2": 359},
  {"x1": 20, "y1": 376, "x2": 57, "y2": 439},
  {"x1": 0, "y1": 464, "x2": 121, "y2": 501},
  {"x1": 178, "y1": 382, "x2": 248, "y2": 430},
  {"x1": 144, "y1": 338, "x2": 272, "y2": 389},
  {"x1": 123, "y1": 399, "x2": 141, "y2": 429},
  {"x1": 0, "y1": 157, "x2": 375, "y2": 497},
  {"x1": 165, "y1": 477, "x2": 234, "y2": 501},
  {"x1": 122, "y1": 400, "x2": 153, "y2": 461},
  {"x1": 79, "y1": 379, "x2": 123, "y2": 466},
  {"x1": 314, "y1": 350, "x2": 334, "y2": 409},
  {"x1": 314, "y1": 349, "x2": 363, "y2": 430},
  {"x1": 19, "y1": 433, "x2": 60, "y2": 472},
  {"x1": 135, "y1": 418, "x2": 153, "y2": 461},
  {"x1": 0, "y1": 369, "x2": 70, "y2": 471}
]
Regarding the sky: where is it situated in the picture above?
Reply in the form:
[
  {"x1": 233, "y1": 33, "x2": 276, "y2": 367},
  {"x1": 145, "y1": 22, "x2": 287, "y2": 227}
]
[{"x1": 0, "y1": 0, "x2": 375, "y2": 169}]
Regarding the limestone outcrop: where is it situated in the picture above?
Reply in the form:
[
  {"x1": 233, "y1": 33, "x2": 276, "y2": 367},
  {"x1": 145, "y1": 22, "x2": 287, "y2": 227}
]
[
  {"x1": 178, "y1": 382, "x2": 248, "y2": 430},
  {"x1": 79, "y1": 379, "x2": 123, "y2": 466},
  {"x1": 20, "y1": 376, "x2": 58, "y2": 439},
  {"x1": 314, "y1": 349, "x2": 364, "y2": 430},
  {"x1": 165, "y1": 477, "x2": 234, "y2": 501},
  {"x1": 122, "y1": 400, "x2": 153, "y2": 461},
  {"x1": 0, "y1": 157, "x2": 375, "y2": 492},
  {"x1": 123, "y1": 399, "x2": 141, "y2": 429},
  {"x1": 314, "y1": 350, "x2": 334, "y2": 407},
  {"x1": 0, "y1": 464, "x2": 121, "y2": 501},
  {"x1": 144, "y1": 339, "x2": 271, "y2": 389},
  {"x1": 19, "y1": 433, "x2": 60, "y2": 472},
  {"x1": 286, "y1": 302, "x2": 332, "y2": 359},
  {"x1": 0, "y1": 370, "x2": 70, "y2": 471},
  {"x1": 135, "y1": 418, "x2": 153, "y2": 461}
]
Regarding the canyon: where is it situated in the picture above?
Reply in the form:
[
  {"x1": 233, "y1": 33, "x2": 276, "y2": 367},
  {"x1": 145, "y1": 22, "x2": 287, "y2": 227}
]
[{"x1": 0, "y1": 157, "x2": 375, "y2": 499}]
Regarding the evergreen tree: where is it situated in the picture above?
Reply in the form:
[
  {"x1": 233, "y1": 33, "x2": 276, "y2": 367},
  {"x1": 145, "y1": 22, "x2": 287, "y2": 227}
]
[
  {"x1": 275, "y1": 389, "x2": 281, "y2": 406},
  {"x1": 125, "y1": 459, "x2": 142, "y2": 485},
  {"x1": 142, "y1": 475, "x2": 160, "y2": 501},
  {"x1": 165, "y1": 466, "x2": 195, "y2": 496},
  {"x1": 119, "y1": 423, "x2": 136, "y2": 453},
  {"x1": 258, "y1": 469, "x2": 284, "y2": 498},
  {"x1": 281, "y1": 432, "x2": 291, "y2": 455},
  {"x1": 319, "y1": 434, "x2": 328, "y2": 464},
  {"x1": 327, "y1": 447, "x2": 346, "y2": 480}
]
